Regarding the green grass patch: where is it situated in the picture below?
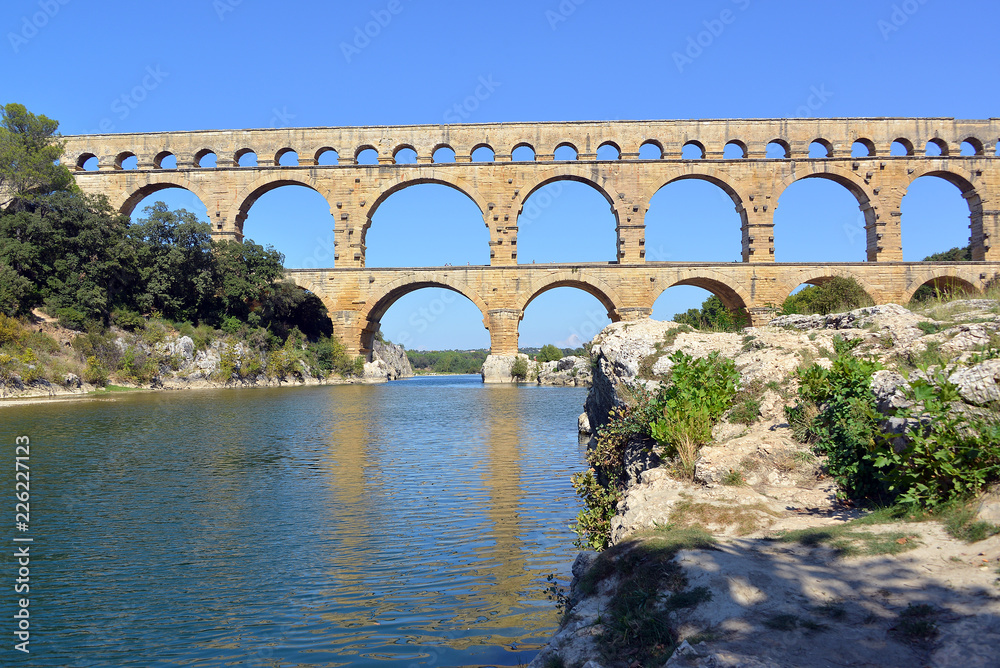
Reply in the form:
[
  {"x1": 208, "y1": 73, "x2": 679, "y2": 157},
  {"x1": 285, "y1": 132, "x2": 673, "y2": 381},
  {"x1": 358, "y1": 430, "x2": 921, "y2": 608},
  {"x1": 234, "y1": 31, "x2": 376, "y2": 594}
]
[
  {"x1": 92, "y1": 384, "x2": 141, "y2": 393},
  {"x1": 777, "y1": 524, "x2": 920, "y2": 557}
]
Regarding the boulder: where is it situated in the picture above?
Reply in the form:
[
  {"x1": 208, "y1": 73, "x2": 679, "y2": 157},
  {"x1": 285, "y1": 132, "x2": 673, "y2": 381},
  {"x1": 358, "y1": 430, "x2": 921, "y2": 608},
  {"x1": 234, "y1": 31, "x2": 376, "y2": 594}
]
[
  {"x1": 480, "y1": 353, "x2": 529, "y2": 384},
  {"x1": 948, "y1": 359, "x2": 1000, "y2": 406},
  {"x1": 369, "y1": 338, "x2": 413, "y2": 381}
]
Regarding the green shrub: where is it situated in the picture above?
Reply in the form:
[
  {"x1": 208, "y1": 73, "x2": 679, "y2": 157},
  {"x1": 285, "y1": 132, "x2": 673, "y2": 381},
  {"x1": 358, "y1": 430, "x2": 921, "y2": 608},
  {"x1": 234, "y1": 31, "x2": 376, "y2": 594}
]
[
  {"x1": 82, "y1": 355, "x2": 108, "y2": 386},
  {"x1": 782, "y1": 277, "x2": 874, "y2": 316},
  {"x1": 789, "y1": 336, "x2": 886, "y2": 501},
  {"x1": 873, "y1": 373, "x2": 1000, "y2": 509},
  {"x1": 537, "y1": 343, "x2": 563, "y2": 363},
  {"x1": 112, "y1": 309, "x2": 146, "y2": 332},
  {"x1": 0, "y1": 314, "x2": 27, "y2": 347},
  {"x1": 510, "y1": 355, "x2": 528, "y2": 380}
]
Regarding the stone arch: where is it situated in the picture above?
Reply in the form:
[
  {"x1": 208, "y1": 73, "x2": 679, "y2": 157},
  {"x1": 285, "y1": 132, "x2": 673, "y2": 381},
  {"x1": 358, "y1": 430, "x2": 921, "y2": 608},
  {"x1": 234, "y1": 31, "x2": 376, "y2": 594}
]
[
  {"x1": 517, "y1": 272, "x2": 624, "y2": 320},
  {"x1": 392, "y1": 143, "x2": 417, "y2": 162},
  {"x1": 360, "y1": 277, "x2": 490, "y2": 353},
  {"x1": 642, "y1": 170, "x2": 746, "y2": 210},
  {"x1": 116, "y1": 176, "x2": 214, "y2": 217},
  {"x1": 516, "y1": 169, "x2": 618, "y2": 216},
  {"x1": 274, "y1": 147, "x2": 298, "y2": 166},
  {"x1": 902, "y1": 271, "x2": 981, "y2": 304},
  {"x1": 903, "y1": 167, "x2": 985, "y2": 260},
  {"x1": 553, "y1": 141, "x2": 579, "y2": 160},
  {"x1": 230, "y1": 173, "x2": 333, "y2": 238},
  {"x1": 113, "y1": 151, "x2": 136, "y2": 170},
  {"x1": 660, "y1": 270, "x2": 752, "y2": 314},
  {"x1": 775, "y1": 269, "x2": 884, "y2": 305},
  {"x1": 283, "y1": 275, "x2": 339, "y2": 316}
]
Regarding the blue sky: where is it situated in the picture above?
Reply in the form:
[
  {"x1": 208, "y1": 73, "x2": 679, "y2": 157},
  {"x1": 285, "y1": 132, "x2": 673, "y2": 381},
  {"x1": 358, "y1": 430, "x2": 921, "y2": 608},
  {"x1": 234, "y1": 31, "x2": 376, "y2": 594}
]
[{"x1": 4, "y1": 0, "x2": 997, "y2": 350}]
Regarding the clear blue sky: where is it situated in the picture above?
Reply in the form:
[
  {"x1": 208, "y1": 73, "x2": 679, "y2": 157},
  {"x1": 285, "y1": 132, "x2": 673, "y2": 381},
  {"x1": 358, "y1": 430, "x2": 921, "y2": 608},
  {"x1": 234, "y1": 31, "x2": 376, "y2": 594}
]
[{"x1": 4, "y1": 0, "x2": 997, "y2": 350}]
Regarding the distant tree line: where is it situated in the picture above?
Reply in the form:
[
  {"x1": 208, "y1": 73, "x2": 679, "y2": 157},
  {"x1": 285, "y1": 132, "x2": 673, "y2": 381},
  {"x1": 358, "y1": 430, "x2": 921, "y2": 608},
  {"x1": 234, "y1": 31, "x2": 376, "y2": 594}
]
[{"x1": 406, "y1": 349, "x2": 489, "y2": 374}]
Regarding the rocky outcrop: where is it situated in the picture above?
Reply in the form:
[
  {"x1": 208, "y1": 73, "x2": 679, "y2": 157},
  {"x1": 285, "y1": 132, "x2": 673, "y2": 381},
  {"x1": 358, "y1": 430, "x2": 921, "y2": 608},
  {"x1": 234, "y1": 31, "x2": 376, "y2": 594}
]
[
  {"x1": 537, "y1": 356, "x2": 592, "y2": 386},
  {"x1": 480, "y1": 353, "x2": 529, "y2": 384},
  {"x1": 364, "y1": 338, "x2": 413, "y2": 381},
  {"x1": 535, "y1": 299, "x2": 1000, "y2": 668}
]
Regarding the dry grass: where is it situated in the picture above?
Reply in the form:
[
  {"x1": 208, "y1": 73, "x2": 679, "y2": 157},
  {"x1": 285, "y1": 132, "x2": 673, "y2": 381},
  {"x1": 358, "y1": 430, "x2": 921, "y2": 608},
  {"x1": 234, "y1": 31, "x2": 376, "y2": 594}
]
[{"x1": 670, "y1": 498, "x2": 782, "y2": 536}]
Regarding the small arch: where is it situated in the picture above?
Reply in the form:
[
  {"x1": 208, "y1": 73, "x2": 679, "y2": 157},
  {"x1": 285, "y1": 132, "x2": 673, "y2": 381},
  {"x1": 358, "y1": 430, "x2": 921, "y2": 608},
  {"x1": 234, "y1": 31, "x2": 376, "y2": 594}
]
[
  {"x1": 597, "y1": 142, "x2": 621, "y2": 161},
  {"x1": 471, "y1": 144, "x2": 495, "y2": 162},
  {"x1": 723, "y1": 140, "x2": 747, "y2": 159},
  {"x1": 432, "y1": 144, "x2": 456, "y2": 163},
  {"x1": 553, "y1": 143, "x2": 578, "y2": 161},
  {"x1": 996, "y1": 141, "x2": 1000, "y2": 157},
  {"x1": 766, "y1": 140, "x2": 790, "y2": 159},
  {"x1": 76, "y1": 153, "x2": 98, "y2": 171},
  {"x1": 906, "y1": 275, "x2": 980, "y2": 304},
  {"x1": 315, "y1": 147, "x2": 339, "y2": 165},
  {"x1": 681, "y1": 141, "x2": 705, "y2": 160},
  {"x1": 356, "y1": 146, "x2": 379, "y2": 165},
  {"x1": 393, "y1": 146, "x2": 418, "y2": 164},
  {"x1": 960, "y1": 138, "x2": 984, "y2": 156},
  {"x1": 639, "y1": 140, "x2": 663, "y2": 160},
  {"x1": 511, "y1": 143, "x2": 535, "y2": 161},
  {"x1": 925, "y1": 138, "x2": 948, "y2": 156},
  {"x1": 153, "y1": 151, "x2": 176, "y2": 169},
  {"x1": 195, "y1": 149, "x2": 217, "y2": 168},
  {"x1": 114, "y1": 151, "x2": 137, "y2": 170},
  {"x1": 809, "y1": 139, "x2": 833, "y2": 158},
  {"x1": 890, "y1": 138, "x2": 914, "y2": 156},
  {"x1": 235, "y1": 148, "x2": 258, "y2": 167},
  {"x1": 852, "y1": 139, "x2": 876, "y2": 158},
  {"x1": 276, "y1": 148, "x2": 299, "y2": 166}
]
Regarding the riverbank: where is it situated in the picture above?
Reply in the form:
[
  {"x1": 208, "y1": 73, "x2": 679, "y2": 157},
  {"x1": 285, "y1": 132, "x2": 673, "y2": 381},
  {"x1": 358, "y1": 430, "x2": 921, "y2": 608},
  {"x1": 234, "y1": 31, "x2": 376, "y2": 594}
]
[
  {"x1": 0, "y1": 314, "x2": 413, "y2": 403},
  {"x1": 532, "y1": 299, "x2": 1000, "y2": 667}
]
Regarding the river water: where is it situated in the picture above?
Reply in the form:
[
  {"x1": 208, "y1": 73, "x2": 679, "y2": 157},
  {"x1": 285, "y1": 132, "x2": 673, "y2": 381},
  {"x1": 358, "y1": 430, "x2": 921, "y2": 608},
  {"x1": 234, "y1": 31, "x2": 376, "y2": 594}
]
[{"x1": 2, "y1": 375, "x2": 588, "y2": 667}]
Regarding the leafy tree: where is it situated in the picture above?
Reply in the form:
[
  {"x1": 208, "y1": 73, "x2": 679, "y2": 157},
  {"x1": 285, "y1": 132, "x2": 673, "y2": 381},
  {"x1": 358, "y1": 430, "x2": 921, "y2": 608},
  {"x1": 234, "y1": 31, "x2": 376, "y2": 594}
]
[
  {"x1": 130, "y1": 202, "x2": 216, "y2": 322},
  {"x1": 923, "y1": 245, "x2": 971, "y2": 262},
  {"x1": 211, "y1": 238, "x2": 284, "y2": 324},
  {"x1": 0, "y1": 103, "x2": 73, "y2": 208},
  {"x1": 259, "y1": 280, "x2": 333, "y2": 341},
  {"x1": 781, "y1": 276, "x2": 873, "y2": 315},
  {"x1": 673, "y1": 295, "x2": 747, "y2": 331},
  {"x1": 537, "y1": 343, "x2": 563, "y2": 363},
  {"x1": 0, "y1": 192, "x2": 135, "y2": 323}
]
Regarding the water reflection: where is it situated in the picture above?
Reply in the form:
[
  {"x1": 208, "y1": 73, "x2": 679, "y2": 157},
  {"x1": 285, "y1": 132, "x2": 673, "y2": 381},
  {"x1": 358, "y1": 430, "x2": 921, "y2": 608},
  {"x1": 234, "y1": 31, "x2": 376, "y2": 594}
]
[{"x1": 1, "y1": 378, "x2": 587, "y2": 666}]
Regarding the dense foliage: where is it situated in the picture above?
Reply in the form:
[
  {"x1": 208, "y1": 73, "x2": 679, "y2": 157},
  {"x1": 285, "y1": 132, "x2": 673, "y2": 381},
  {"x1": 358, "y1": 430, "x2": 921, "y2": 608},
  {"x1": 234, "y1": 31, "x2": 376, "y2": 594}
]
[
  {"x1": 572, "y1": 352, "x2": 740, "y2": 550},
  {"x1": 0, "y1": 103, "x2": 73, "y2": 207},
  {"x1": 673, "y1": 295, "x2": 748, "y2": 331},
  {"x1": 780, "y1": 276, "x2": 874, "y2": 315},
  {"x1": 787, "y1": 336, "x2": 1000, "y2": 509}
]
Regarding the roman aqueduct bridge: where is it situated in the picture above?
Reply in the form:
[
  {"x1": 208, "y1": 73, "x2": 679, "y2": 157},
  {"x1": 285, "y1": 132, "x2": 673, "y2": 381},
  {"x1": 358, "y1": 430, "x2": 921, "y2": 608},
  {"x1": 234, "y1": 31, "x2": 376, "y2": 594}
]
[{"x1": 62, "y1": 118, "x2": 1000, "y2": 360}]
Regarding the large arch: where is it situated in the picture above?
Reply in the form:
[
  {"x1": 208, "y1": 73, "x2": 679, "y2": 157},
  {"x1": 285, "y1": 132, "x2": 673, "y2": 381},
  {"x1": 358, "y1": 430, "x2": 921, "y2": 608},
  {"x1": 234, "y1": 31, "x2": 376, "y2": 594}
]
[
  {"x1": 360, "y1": 277, "x2": 490, "y2": 353},
  {"x1": 642, "y1": 172, "x2": 748, "y2": 262},
  {"x1": 516, "y1": 170, "x2": 617, "y2": 215},
  {"x1": 660, "y1": 272, "x2": 751, "y2": 314},
  {"x1": 774, "y1": 165, "x2": 877, "y2": 262},
  {"x1": 516, "y1": 272, "x2": 624, "y2": 320},
  {"x1": 903, "y1": 168, "x2": 985, "y2": 260},
  {"x1": 231, "y1": 174, "x2": 333, "y2": 239},
  {"x1": 116, "y1": 176, "x2": 214, "y2": 218},
  {"x1": 902, "y1": 269, "x2": 982, "y2": 304}
]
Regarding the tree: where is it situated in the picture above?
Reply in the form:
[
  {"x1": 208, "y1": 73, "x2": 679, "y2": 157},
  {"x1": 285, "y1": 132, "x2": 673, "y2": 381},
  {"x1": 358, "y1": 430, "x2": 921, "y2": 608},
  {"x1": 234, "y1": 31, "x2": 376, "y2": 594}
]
[
  {"x1": 673, "y1": 295, "x2": 748, "y2": 331},
  {"x1": 130, "y1": 202, "x2": 216, "y2": 322},
  {"x1": 537, "y1": 343, "x2": 563, "y2": 363},
  {"x1": 781, "y1": 277, "x2": 873, "y2": 315},
  {"x1": 923, "y1": 245, "x2": 972, "y2": 262},
  {"x1": 211, "y1": 238, "x2": 285, "y2": 324},
  {"x1": 0, "y1": 103, "x2": 73, "y2": 208}
]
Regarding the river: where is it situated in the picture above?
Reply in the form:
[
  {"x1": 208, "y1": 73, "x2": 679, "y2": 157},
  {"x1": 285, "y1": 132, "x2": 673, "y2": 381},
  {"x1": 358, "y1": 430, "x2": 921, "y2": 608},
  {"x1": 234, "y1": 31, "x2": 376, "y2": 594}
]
[{"x1": 1, "y1": 375, "x2": 588, "y2": 667}]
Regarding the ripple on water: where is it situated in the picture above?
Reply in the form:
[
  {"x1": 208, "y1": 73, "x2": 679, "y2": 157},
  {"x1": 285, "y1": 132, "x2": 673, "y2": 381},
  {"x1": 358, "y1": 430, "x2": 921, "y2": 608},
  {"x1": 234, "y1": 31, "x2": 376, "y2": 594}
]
[{"x1": 2, "y1": 375, "x2": 587, "y2": 666}]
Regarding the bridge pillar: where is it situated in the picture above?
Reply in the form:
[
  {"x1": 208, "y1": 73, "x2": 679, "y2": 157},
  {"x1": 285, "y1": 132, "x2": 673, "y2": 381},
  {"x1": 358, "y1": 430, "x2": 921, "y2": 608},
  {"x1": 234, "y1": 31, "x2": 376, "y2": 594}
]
[
  {"x1": 329, "y1": 310, "x2": 366, "y2": 357},
  {"x1": 614, "y1": 307, "x2": 652, "y2": 321},
  {"x1": 741, "y1": 202, "x2": 775, "y2": 263},
  {"x1": 615, "y1": 201, "x2": 646, "y2": 263},
  {"x1": 486, "y1": 309, "x2": 522, "y2": 355},
  {"x1": 867, "y1": 191, "x2": 903, "y2": 261},
  {"x1": 978, "y1": 209, "x2": 999, "y2": 261}
]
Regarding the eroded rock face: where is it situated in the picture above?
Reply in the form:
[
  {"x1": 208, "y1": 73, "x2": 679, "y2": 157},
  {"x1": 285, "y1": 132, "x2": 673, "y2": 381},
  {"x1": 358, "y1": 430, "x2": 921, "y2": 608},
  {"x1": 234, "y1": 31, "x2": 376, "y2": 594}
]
[
  {"x1": 768, "y1": 303, "x2": 929, "y2": 334},
  {"x1": 480, "y1": 353, "x2": 528, "y2": 384},
  {"x1": 364, "y1": 338, "x2": 413, "y2": 381},
  {"x1": 537, "y1": 356, "x2": 592, "y2": 386},
  {"x1": 948, "y1": 359, "x2": 1000, "y2": 406}
]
